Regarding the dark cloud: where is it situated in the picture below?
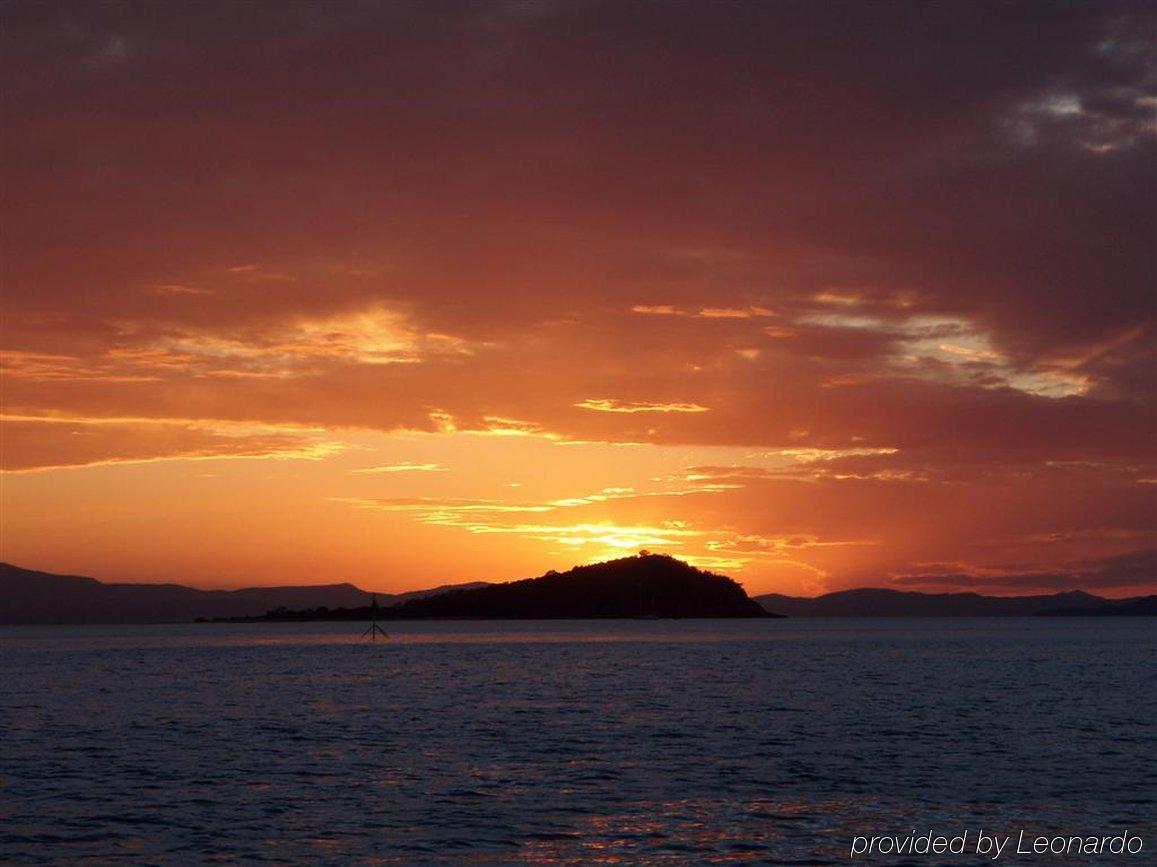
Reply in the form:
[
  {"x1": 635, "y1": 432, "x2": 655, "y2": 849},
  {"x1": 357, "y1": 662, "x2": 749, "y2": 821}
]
[{"x1": 4, "y1": 2, "x2": 1152, "y2": 356}]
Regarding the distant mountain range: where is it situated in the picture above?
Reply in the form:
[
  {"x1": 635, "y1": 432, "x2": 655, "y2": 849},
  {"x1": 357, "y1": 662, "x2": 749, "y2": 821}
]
[
  {"x1": 754, "y1": 588, "x2": 1157, "y2": 617},
  {"x1": 2, "y1": 560, "x2": 1152, "y2": 624},
  {"x1": 0, "y1": 563, "x2": 485, "y2": 625}
]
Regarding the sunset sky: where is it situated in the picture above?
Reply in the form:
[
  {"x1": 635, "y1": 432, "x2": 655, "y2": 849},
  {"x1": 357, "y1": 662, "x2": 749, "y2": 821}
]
[{"x1": 2, "y1": 1, "x2": 1154, "y2": 596}]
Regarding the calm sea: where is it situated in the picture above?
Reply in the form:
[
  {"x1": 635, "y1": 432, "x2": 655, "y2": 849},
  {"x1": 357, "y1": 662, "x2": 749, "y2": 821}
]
[{"x1": 1, "y1": 619, "x2": 1153, "y2": 864}]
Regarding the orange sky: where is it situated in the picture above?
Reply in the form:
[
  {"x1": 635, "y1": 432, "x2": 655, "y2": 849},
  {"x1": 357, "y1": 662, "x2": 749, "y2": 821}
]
[{"x1": 1, "y1": 2, "x2": 1154, "y2": 597}]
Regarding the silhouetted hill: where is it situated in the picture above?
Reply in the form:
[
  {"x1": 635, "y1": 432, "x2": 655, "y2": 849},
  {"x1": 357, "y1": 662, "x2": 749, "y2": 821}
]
[
  {"x1": 0, "y1": 563, "x2": 484, "y2": 624},
  {"x1": 754, "y1": 587, "x2": 1152, "y2": 617},
  {"x1": 385, "y1": 554, "x2": 769, "y2": 619},
  {"x1": 250, "y1": 554, "x2": 771, "y2": 620},
  {"x1": 1038, "y1": 595, "x2": 1157, "y2": 616}
]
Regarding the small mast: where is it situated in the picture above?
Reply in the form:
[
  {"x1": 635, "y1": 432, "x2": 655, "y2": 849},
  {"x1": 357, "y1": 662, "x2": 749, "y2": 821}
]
[{"x1": 361, "y1": 593, "x2": 388, "y2": 641}]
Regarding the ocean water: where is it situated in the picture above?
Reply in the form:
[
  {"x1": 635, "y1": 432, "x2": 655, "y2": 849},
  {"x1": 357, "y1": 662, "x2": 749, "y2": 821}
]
[{"x1": 1, "y1": 619, "x2": 1153, "y2": 864}]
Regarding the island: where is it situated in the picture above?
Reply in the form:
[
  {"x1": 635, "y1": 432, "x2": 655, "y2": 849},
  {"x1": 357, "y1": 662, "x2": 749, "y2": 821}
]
[{"x1": 243, "y1": 553, "x2": 774, "y2": 620}]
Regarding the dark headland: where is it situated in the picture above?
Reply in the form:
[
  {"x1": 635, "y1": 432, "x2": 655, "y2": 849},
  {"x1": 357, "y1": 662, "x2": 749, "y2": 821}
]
[
  {"x1": 248, "y1": 554, "x2": 773, "y2": 621},
  {"x1": 754, "y1": 587, "x2": 1157, "y2": 618},
  {"x1": 0, "y1": 562, "x2": 482, "y2": 625}
]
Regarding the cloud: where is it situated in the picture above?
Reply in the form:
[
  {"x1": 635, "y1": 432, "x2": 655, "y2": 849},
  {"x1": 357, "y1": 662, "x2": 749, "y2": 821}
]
[
  {"x1": 155, "y1": 305, "x2": 474, "y2": 370},
  {"x1": 151, "y1": 283, "x2": 212, "y2": 296},
  {"x1": 352, "y1": 462, "x2": 447, "y2": 474},
  {"x1": 632, "y1": 305, "x2": 682, "y2": 316},
  {"x1": 340, "y1": 497, "x2": 555, "y2": 515},
  {"x1": 340, "y1": 480, "x2": 735, "y2": 518},
  {"x1": 631, "y1": 305, "x2": 776, "y2": 319},
  {"x1": 1, "y1": 350, "x2": 163, "y2": 383},
  {"x1": 336, "y1": 478, "x2": 862, "y2": 579},
  {"x1": 575, "y1": 399, "x2": 710, "y2": 414},
  {"x1": 697, "y1": 307, "x2": 776, "y2": 319},
  {"x1": 1, "y1": 416, "x2": 341, "y2": 473}
]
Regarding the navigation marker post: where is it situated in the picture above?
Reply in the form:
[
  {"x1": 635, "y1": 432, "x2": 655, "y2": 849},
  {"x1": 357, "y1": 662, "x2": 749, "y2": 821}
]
[{"x1": 362, "y1": 594, "x2": 388, "y2": 641}]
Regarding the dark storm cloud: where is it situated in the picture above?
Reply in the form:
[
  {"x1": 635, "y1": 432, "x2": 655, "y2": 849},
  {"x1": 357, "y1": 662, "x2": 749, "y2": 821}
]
[{"x1": 4, "y1": 1, "x2": 1152, "y2": 357}]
